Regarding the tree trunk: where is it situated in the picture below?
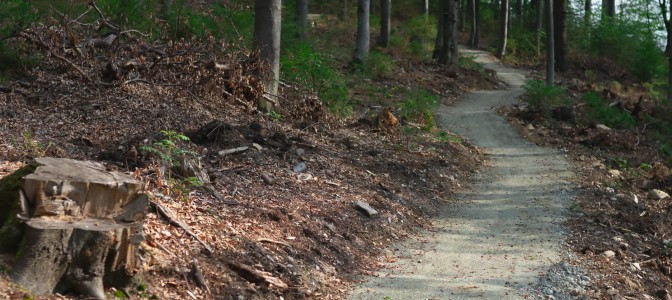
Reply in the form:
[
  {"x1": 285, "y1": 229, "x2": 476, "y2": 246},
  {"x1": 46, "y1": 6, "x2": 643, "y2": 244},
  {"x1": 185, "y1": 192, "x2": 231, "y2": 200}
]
[
  {"x1": 496, "y1": 0, "x2": 509, "y2": 58},
  {"x1": 515, "y1": 0, "x2": 523, "y2": 22},
  {"x1": 254, "y1": 0, "x2": 282, "y2": 112},
  {"x1": 474, "y1": 0, "x2": 481, "y2": 47},
  {"x1": 546, "y1": 0, "x2": 555, "y2": 85},
  {"x1": 0, "y1": 158, "x2": 148, "y2": 298},
  {"x1": 664, "y1": 1, "x2": 672, "y2": 101},
  {"x1": 434, "y1": 1, "x2": 446, "y2": 59},
  {"x1": 370, "y1": 0, "x2": 376, "y2": 15},
  {"x1": 459, "y1": 0, "x2": 466, "y2": 31},
  {"x1": 378, "y1": 0, "x2": 391, "y2": 47},
  {"x1": 469, "y1": 0, "x2": 478, "y2": 46},
  {"x1": 536, "y1": 0, "x2": 543, "y2": 57},
  {"x1": 354, "y1": 0, "x2": 371, "y2": 63},
  {"x1": 584, "y1": 0, "x2": 591, "y2": 25},
  {"x1": 341, "y1": 0, "x2": 349, "y2": 20},
  {"x1": 296, "y1": 0, "x2": 309, "y2": 38},
  {"x1": 449, "y1": 0, "x2": 460, "y2": 63},
  {"x1": 423, "y1": 0, "x2": 430, "y2": 18},
  {"x1": 603, "y1": 0, "x2": 615, "y2": 17},
  {"x1": 553, "y1": 0, "x2": 566, "y2": 71}
]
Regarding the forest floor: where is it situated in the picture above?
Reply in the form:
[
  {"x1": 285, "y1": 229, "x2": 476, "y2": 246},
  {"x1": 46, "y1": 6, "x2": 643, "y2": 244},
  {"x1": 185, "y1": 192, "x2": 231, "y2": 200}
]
[
  {"x1": 0, "y1": 35, "x2": 498, "y2": 299},
  {"x1": 2, "y1": 28, "x2": 672, "y2": 299}
]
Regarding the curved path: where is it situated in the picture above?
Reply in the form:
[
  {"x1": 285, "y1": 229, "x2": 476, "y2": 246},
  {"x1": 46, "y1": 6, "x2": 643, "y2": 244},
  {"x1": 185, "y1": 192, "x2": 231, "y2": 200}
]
[{"x1": 349, "y1": 49, "x2": 574, "y2": 299}]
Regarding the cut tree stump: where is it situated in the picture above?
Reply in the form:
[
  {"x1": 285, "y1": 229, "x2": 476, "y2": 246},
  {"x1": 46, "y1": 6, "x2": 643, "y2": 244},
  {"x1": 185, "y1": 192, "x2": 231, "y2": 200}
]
[{"x1": 0, "y1": 157, "x2": 148, "y2": 299}]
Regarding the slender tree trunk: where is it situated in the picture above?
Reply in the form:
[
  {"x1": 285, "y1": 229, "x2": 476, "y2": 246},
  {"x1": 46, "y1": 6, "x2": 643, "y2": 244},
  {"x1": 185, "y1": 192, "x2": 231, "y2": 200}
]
[
  {"x1": 459, "y1": 0, "x2": 466, "y2": 31},
  {"x1": 296, "y1": 0, "x2": 308, "y2": 38},
  {"x1": 378, "y1": 0, "x2": 391, "y2": 47},
  {"x1": 449, "y1": 0, "x2": 460, "y2": 63},
  {"x1": 254, "y1": 0, "x2": 282, "y2": 112},
  {"x1": 434, "y1": 1, "x2": 446, "y2": 59},
  {"x1": 354, "y1": 0, "x2": 370, "y2": 63},
  {"x1": 496, "y1": 0, "x2": 509, "y2": 58},
  {"x1": 341, "y1": 0, "x2": 349, "y2": 19},
  {"x1": 423, "y1": 0, "x2": 430, "y2": 18},
  {"x1": 474, "y1": 0, "x2": 481, "y2": 47},
  {"x1": 546, "y1": 0, "x2": 555, "y2": 86},
  {"x1": 662, "y1": 0, "x2": 672, "y2": 101},
  {"x1": 553, "y1": 0, "x2": 566, "y2": 71},
  {"x1": 370, "y1": 0, "x2": 376, "y2": 15},
  {"x1": 607, "y1": 0, "x2": 616, "y2": 17},
  {"x1": 584, "y1": 0, "x2": 591, "y2": 25},
  {"x1": 536, "y1": 0, "x2": 542, "y2": 57},
  {"x1": 469, "y1": 0, "x2": 478, "y2": 46},
  {"x1": 515, "y1": 0, "x2": 523, "y2": 23}
]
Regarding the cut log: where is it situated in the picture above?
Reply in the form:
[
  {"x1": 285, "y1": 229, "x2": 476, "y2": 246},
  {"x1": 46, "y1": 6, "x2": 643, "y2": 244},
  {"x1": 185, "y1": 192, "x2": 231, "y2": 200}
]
[{"x1": 0, "y1": 157, "x2": 148, "y2": 299}]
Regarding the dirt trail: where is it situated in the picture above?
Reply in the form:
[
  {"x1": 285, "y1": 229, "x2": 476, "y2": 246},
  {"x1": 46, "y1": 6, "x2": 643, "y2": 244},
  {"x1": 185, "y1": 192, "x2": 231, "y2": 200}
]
[{"x1": 349, "y1": 49, "x2": 574, "y2": 299}]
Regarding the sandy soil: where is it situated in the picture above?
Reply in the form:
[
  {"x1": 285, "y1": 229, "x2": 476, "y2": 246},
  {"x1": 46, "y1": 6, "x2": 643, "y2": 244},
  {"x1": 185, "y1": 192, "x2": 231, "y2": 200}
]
[{"x1": 348, "y1": 49, "x2": 575, "y2": 299}]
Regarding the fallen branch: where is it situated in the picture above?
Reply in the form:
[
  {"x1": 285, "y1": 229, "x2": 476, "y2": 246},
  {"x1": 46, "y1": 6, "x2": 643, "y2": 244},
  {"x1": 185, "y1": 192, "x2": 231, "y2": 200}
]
[
  {"x1": 190, "y1": 259, "x2": 211, "y2": 294},
  {"x1": 149, "y1": 200, "x2": 213, "y2": 255},
  {"x1": 257, "y1": 237, "x2": 291, "y2": 248},
  {"x1": 227, "y1": 262, "x2": 288, "y2": 289}
]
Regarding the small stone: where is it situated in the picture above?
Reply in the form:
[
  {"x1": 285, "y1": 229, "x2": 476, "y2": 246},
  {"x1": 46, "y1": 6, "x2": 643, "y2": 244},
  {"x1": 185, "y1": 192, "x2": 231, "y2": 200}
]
[
  {"x1": 293, "y1": 162, "x2": 307, "y2": 173},
  {"x1": 261, "y1": 173, "x2": 273, "y2": 185},
  {"x1": 649, "y1": 189, "x2": 669, "y2": 200},
  {"x1": 252, "y1": 143, "x2": 263, "y2": 150},
  {"x1": 596, "y1": 124, "x2": 611, "y2": 131},
  {"x1": 355, "y1": 201, "x2": 378, "y2": 217},
  {"x1": 526, "y1": 123, "x2": 535, "y2": 130},
  {"x1": 602, "y1": 250, "x2": 616, "y2": 258},
  {"x1": 296, "y1": 148, "x2": 305, "y2": 156},
  {"x1": 631, "y1": 262, "x2": 641, "y2": 271},
  {"x1": 297, "y1": 173, "x2": 313, "y2": 181},
  {"x1": 608, "y1": 169, "x2": 621, "y2": 177},
  {"x1": 607, "y1": 288, "x2": 619, "y2": 295}
]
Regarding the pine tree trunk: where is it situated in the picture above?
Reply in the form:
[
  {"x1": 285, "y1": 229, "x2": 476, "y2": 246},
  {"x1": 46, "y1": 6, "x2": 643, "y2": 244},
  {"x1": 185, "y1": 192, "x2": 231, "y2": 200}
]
[
  {"x1": 459, "y1": 0, "x2": 466, "y2": 31},
  {"x1": 378, "y1": 0, "x2": 391, "y2": 47},
  {"x1": 474, "y1": 0, "x2": 481, "y2": 47},
  {"x1": 296, "y1": 0, "x2": 308, "y2": 38},
  {"x1": 423, "y1": 0, "x2": 430, "y2": 18},
  {"x1": 515, "y1": 0, "x2": 523, "y2": 22},
  {"x1": 469, "y1": 0, "x2": 478, "y2": 46},
  {"x1": 584, "y1": 0, "x2": 591, "y2": 25},
  {"x1": 354, "y1": 0, "x2": 371, "y2": 63},
  {"x1": 536, "y1": 0, "x2": 543, "y2": 57},
  {"x1": 546, "y1": 0, "x2": 555, "y2": 86},
  {"x1": 434, "y1": 1, "x2": 446, "y2": 59},
  {"x1": 496, "y1": 0, "x2": 509, "y2": 58},
  {"x1": 553, "y1": 0, "x2": 566, "y2": 71},
  {"x1": 449, "y1": 0, "x2": 460, "y2": 63},
  {"x1": 607, "y1": 0, "x2": 615, "y2": 17},
  {"x1": 254, "y1": 0, "x2": 282, "y2": 112}
]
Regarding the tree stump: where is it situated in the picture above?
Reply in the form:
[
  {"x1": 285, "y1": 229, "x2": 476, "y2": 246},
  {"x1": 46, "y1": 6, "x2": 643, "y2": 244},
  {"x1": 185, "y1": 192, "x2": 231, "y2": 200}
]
[{"x1": 0, "y1": 157, "x2": 148, "y2": 299}]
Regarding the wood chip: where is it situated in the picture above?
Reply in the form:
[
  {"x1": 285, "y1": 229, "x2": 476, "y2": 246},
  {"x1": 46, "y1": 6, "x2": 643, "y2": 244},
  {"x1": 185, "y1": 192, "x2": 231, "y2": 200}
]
[
  {"x1": 218, "y1": 146, "x2": 249, "y2": 156},
  {"x1": 355, "y1": 201, "x2": 378, "y2": 217}
]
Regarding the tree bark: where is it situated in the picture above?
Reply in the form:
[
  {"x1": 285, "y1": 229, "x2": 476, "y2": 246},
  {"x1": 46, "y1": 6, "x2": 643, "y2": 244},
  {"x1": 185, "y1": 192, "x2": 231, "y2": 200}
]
[
  {"x1": 378, "y1": 0, "x2": 391, "y2": 47},
  {"x1": 434, "y1": 1, "x2": 446, "y2": 59},
  {"x1": 449, "y1": 0, "x2": 460, "y2": 63},
  {"x1": 606, "y1": 0, "x2": 616, "y2": 17},
  {"x1": 553, "y1": 0, "x2": 566, "y2": 71},
  {"x1": 254, "y1": 0, "x2": 282, "y2": 112},
  {"x1": 496, "y1": 0, "x2": 509, "y2": 58},
  {"x1": 296, "y1": 0, "x2": 309, "y2": 38},
  {"x1": 1, "y1": 158, "x2": 148, "y2": 298},
  {"x1": 584, "y1": 0, "x2": 591, "y2": 25},
  {"x1": 469, "y1": 0, "x2": 478, "y2": 46},
  {"x1": 661, "y1": 0, "x2": 672, "y2": 101},
  {"x1": 536, "y1": 0, "x2": 543, "y2": 57},
  {"x1": 423, "y1": 0, "x2": 430, "y2": 18},
  {"x1": 459, "y1": 0, "x2": 466, "y2": 31},
  {"x1": 354, "y1": 0, "x2": 371, "y2": 63},
  {"x1": 546, "y1": 0, "x2": 555, "y2": 86},
  {"x1": 370, "y1": 0, "x2": 376, "y2": 15},
  {"x1": 515, "y1": 0, "x2": 523, "y2": 22}
]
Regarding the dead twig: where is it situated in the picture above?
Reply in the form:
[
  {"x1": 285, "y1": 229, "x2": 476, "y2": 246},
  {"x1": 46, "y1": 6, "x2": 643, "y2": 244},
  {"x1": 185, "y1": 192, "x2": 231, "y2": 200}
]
[
  {"x1": 257, "y1": 237, "x2": 291, "y2": 248},
  {"x1": 149, "y1": 200, "x2": 214, "y2": 255}
]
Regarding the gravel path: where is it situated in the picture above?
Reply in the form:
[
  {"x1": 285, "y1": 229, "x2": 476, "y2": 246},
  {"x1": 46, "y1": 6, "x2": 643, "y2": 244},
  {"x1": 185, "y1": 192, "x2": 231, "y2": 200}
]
[{"x1": 349, "y1": 49, "x2": 576, "y2": 299}]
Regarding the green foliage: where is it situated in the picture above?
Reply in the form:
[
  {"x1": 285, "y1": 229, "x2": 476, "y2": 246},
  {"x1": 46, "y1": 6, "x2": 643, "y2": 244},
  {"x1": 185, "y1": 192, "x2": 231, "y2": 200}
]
[
  {"x1": 522, "y1": 80, "x2": 566, "y2": 112},
  {"x1": 141, "y1": 130, "x2": 194, "y2": 169},
  {"x1": 365, "y1": 51, "x2": 397, "y2": 79},
  {"x1": 584, "y1": 92, "x2": 636, "y2": 129},
  {"x1": 436, "y1": 131, "x2": 462, "y2": 144},
  {"x1": 398, "y1": 88, "x2": 439, "y2": 131},
  {"x1": 281, "y1": 41, "x2": 352, "y2": 116}
]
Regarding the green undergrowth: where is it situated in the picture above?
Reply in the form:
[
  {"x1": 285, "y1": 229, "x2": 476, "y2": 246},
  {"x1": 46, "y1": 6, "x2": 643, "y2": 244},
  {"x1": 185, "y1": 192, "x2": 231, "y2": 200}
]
[
  {"x1": 522, "y1": 80, "x2": 568, "y2": 113},
  {"x1": 398, "y1": 88, "x2": 439, "y2": 131},
  {"x1": 584, "y1": 92, "x2": 636, "y2": 129}
]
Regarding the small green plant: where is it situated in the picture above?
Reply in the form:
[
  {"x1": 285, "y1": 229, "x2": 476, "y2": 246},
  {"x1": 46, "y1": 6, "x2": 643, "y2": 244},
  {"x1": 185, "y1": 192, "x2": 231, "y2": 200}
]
[
  {"x1": 269, "y1": 110, "x2": 283, "y2": 121},
  {"x1": 458, "y1": 55, "x2": 484, "y2": 72},
  {"x1": 639, "y1": 163, "x2": 653, "y2": 171},
  {"x1": 584, "y1": 92, "x2": 636, "y2": 129},
  {"x1": 141, "y1": 131, "x2": 194, "y2": 169},
  {"x1": 522, "y1": 80, "x2": 567, "y2": 113},
  {"x1": 436, "y1": 131, "x2": 462, "y2": 144},
  {"x1": 365, "y1": 51, "x2": 396, "y2": 79},
  {"x1": 398, "y1": 88, "x2": 439, "y2": 131}
]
